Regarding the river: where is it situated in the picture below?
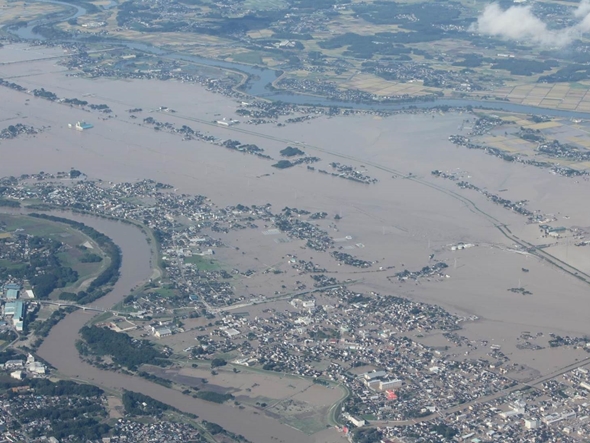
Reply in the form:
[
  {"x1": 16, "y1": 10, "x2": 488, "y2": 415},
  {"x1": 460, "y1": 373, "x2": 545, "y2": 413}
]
[
  {"x1": 4, "y1": 210, "x2": 316, "y2": 443},
  {"x1": 7, "y1": 0, "x2": 590, "y2": 119}
]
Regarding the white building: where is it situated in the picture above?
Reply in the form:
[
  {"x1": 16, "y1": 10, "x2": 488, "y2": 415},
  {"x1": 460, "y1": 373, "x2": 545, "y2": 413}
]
[
  {"x1": 223, "y1": 328, "x2": 240, "y2": 338},
  {"x1": 362, "y1": 370, "x2": 387, "y2": 381},
  {"x1": 10, "y1": 370, "x2": 25, "y2": 380},
  {"x1": 379, "y1": 379, "x2": 403, "y2": 391},
  {"x1": 3, "y1": 360, "x2": 24, "y2": 370},
  {"x1": 342, "y1": 413, "x2": 366, "y2": 428}
]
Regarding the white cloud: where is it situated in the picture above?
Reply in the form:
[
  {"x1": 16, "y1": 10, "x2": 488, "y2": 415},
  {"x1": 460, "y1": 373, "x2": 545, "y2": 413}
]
[{"x1": 472, "y1": 1, "x2": 590, "y2": 47}]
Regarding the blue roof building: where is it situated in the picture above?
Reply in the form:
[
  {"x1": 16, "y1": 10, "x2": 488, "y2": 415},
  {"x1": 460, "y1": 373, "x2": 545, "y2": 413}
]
[
  {"x1": 3, "y1": 283, "x2": 20, "y2": 292},
  {"x1": 14, "y1": 301, "x2": 24, "y2": 321},
  {"x1": 5, "y1": 301, "x2": 25, "y2": 331},
  {"x1": 6, "y1": 289, "x2": 18, "y2": 300},
  {"x1": 5, "y1": 301, "x2": 24, "y2": 319}
]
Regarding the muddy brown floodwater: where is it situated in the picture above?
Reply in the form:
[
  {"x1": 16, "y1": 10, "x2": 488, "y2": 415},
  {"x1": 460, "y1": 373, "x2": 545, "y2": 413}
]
[{"x1": 35, "y1": 212, "x2": 316, "y2": 443}]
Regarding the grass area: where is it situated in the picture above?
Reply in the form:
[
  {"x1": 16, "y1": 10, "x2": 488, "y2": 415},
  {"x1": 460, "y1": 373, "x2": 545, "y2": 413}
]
[
  {"x1": 0, "y1": 214, "x2": 109, "y2": 295},
  {"x1": 230, "y1": 51, "x2": 264, "y2": 65},
  {"x1": 0, "y1": 259, "x2": 25, "y2": 271},
  {"x1": 570, "y1": 82, "x2": 590, "y2": 90},
  {"x1": 89, "y1": 311, "x2": 113, "y2": 326},
  {"x1": 361, "y1": 413, "x2": 377, "y2": 421},
  {"x1": 286, "y1": 417, "x2": 326, "y2": 435},
  {"x1": 56, "y1": 249, "x2": 109, "y2": 291},
  {"x1": 34, "y1": 306, "x2": 53, "y2": 322},
  {"x1": 243, "y1": 0, "x2": 288, "y2": 10},
  {"x1": 183, "y1": 255, "x2": 220, "y2": 271},
  {"x1": 153, "y1": 286, "x2": 179, "y2": 298}
]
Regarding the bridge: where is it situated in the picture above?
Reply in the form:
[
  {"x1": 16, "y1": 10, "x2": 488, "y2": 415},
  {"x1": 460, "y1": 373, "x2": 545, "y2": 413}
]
[{"x1": 38, "y1": 300, "x2": 121, "y2": 316}]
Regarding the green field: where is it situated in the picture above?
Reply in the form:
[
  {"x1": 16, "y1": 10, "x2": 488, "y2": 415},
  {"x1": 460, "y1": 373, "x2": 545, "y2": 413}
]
[
  {"x1": 0, "y1": 258, "x2": 25, "y2": 271},
  {"x1": 153, "y1": 286, "x2": 179, "y2": 298},
  {"x1": 230, "y1": 51, "x2": 264, "y2": 65},
  {"x1": 183, "y1": 255, "x2": 220, "y2": 271},
  {"x1": 243, "y1": 0, "x2": 288, "y2": 11},
  {"x1": 0, "y1": 214, "x2": 108, "y2": 295}
]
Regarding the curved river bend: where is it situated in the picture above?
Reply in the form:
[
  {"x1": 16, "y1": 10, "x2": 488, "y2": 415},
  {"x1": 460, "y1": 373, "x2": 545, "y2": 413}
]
[
  {"x1": 8, "y1": 1, "x2": 590, "y2": 119},
  {"x1": 15, "y1": 212, "x2": 316, "y2": 443}
]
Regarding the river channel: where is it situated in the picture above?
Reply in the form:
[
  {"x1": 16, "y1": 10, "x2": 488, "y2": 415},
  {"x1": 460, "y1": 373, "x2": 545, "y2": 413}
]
[
  {"x1": 2, "y1": 210, "x2": 315, "y2": 443},
  {"x1": 7, "y1": 0, "x2": 590, "y2": 119}
]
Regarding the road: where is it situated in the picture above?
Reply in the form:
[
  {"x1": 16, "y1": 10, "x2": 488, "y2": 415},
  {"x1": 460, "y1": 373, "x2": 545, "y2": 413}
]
[
  {"x1": 38, "y1": 300, "x2": 120, "y2": 315},
  {"x1": 211, "y1": 281, "x2": 361, "y2": 313}
]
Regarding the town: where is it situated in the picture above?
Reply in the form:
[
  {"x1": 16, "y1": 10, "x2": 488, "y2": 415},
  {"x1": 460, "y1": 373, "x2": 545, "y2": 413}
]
[{"x1": 0, "y1": 169, "x2": 589, "y2": 442}]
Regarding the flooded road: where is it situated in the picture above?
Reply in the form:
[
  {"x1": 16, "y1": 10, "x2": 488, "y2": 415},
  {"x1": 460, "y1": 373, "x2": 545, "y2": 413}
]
[{"x1": 32, "y1": 212, "x2": 316, "y2": 443}]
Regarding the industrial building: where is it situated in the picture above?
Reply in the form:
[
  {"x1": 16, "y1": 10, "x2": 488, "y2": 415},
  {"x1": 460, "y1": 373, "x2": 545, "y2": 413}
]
[
  {"x1": 4, "y1": 300, "x2": 25, "y2": 331},
  {"x1": 3, "y1": 283, "x2": 20, "y2": 300},
  {"x1": 68, "y1": 121, "x2": 93, "y2": 131}
]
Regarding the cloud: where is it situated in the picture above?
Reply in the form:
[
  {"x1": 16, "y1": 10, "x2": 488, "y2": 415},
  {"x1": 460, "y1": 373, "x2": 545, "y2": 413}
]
[{"x1": 472, "y1": 1, "x2": 590, "y2": 47}]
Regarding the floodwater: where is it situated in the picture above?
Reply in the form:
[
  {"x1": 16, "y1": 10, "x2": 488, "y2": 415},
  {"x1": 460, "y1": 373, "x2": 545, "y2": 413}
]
[
  {"x1": 31, "y1": 212, "x2": 317, "y2": 443},
  {"x1": 3, "y1": 44, "x2": 590, "y2": 428}
]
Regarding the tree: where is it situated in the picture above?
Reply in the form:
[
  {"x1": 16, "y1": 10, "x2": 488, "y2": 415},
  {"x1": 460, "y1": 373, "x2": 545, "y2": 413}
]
[{"x1": 211, "y1": 358, "x2": 227, "y2": 368}]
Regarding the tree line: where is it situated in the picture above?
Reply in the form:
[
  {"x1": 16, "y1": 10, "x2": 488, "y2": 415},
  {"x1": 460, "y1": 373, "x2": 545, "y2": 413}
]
[{"x1": 29, "y1": 213, "x2": 122, "y2": 304}]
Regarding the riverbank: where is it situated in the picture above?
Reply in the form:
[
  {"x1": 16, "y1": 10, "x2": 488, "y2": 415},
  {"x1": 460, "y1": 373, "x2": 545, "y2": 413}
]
[{"x1": 28, "y1": 212, "x2": 322, "y2": 443}]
